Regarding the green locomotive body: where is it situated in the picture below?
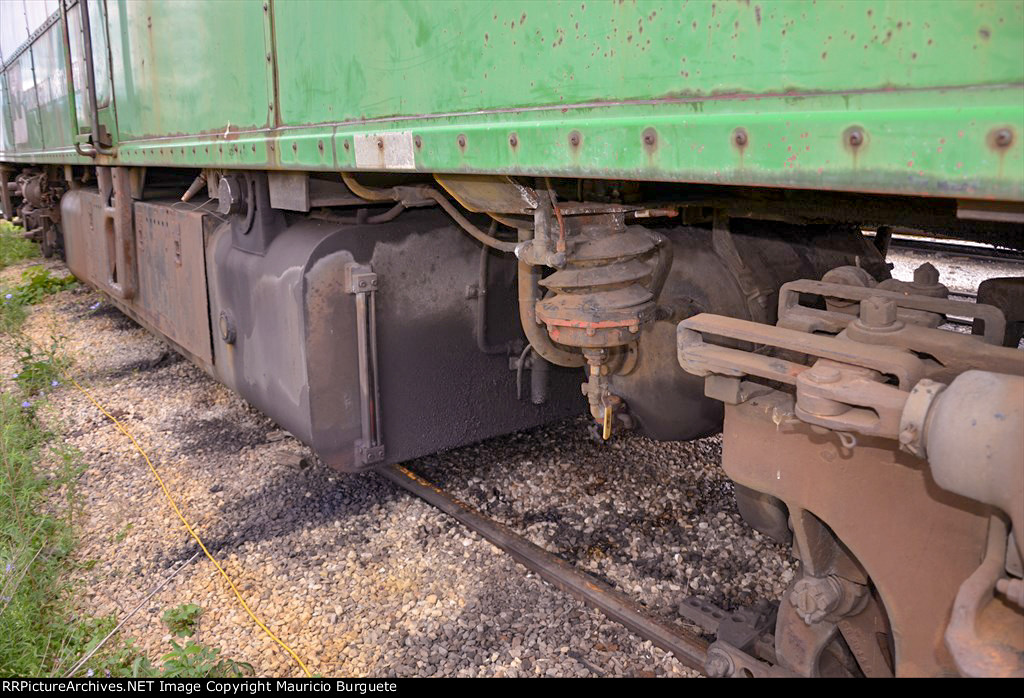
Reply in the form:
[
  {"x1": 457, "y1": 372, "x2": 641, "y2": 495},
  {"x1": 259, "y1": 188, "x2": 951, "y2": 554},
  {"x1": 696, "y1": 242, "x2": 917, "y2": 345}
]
[{"x1": 1, "y1": 0, "x2": 1022, "y2": 200}]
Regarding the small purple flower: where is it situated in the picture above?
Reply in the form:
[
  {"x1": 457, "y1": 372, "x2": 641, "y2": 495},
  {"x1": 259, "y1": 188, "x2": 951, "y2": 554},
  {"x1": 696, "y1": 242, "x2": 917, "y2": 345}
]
[
  {"x1": 90, "y1": 301, "x2": 101, "y2": 310},
  {"x1": 20, "y1": 401, "x2": 30, "y2": 408},
  {"x1": 86, "y1": 669, "x2": 94, "y2": 678},
  {"x1": 11, "y1": 373, "x2": 18, "y2": 379},
  {"x1": 4, "y1": 563, "x2": 11, "y2": 574},
  {"x1": 4, "y1": 293, "x2": 11, "y2": 300},
  {"x1": 51, "y1": 380, "x2": 59, "y2": 387}
]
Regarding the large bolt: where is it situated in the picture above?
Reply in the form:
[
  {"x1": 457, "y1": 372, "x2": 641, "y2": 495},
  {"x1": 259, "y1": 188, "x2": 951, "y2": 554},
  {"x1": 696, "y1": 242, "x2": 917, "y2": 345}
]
[
  {"x1": 859, "y1": 296, "x2": 897, "y2": 329},
  {"x1": 913, "y1": 262, "x2": 940, "y2": 287},
  {"x1": 704, "y1": 648, "x2": 734, "y2": 678},
  {"x1": 790, "y1": 576, "x2": 843, "y2": 625},
  {"x1": 805, "y1": 365, "x2": 841, "y2": 384},
  {"x1": 218, "y1": 310, "x2": 236, "y2": 344}
]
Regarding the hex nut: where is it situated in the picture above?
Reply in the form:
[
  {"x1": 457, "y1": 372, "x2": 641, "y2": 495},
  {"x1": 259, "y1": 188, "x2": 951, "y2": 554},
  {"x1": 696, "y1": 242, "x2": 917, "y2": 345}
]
[
  {"x1": 859, "y1": 296, "x2": 897, "y2": 329},
  {"x1": 704, "y1": 648, "x2": 734, "y2": 678},
  {"x1": 790, "y1": 576, "x2": 843, "y2": 625},
  {"x1": 913, "y1": 262, "x2": 940, "y2": 287}
]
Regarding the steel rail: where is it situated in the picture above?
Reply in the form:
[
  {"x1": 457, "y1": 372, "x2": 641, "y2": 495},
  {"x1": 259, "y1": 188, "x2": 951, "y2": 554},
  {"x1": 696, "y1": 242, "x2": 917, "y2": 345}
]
[
  {"x1": 379, "y1": 464, "x2": 710, "y2": 673},
  {"x1": 886, "y1": 237, "x2": 1024, "y2": 264}
]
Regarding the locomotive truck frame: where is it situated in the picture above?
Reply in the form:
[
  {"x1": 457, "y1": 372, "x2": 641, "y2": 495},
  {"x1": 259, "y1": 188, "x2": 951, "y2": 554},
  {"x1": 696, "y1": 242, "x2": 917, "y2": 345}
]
[{"x1": 2, "y1": 0, "x2": 1022, "y2": 678}]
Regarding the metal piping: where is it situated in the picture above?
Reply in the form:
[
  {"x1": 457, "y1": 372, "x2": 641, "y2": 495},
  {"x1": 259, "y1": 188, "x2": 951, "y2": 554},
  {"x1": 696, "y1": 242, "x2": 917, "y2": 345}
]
[
  {"x1": 420, "y1": 188, "x2": 518, "y2": 252},
  {"x1": 340, "y1": 172, "x2": 395, "y2": 201},
  {"x1": 517, "y1": 227, "x2": 585, "y2": 368},
  {"x1": 340, "y1": 174, "x2": 518, "y2": 252}
]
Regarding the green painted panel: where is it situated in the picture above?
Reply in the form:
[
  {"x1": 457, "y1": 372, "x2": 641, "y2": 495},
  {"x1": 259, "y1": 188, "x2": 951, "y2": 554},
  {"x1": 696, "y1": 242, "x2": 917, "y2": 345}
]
[
  {"x1": 106, "y1": 0, "x2": 272, "y2": 139},
  {"x1": 0, "y1": 0, "x2": 1021, "y2": 202},
  {"x1": 273, "y1": 0, "x2": 1024, "y2": 123}
]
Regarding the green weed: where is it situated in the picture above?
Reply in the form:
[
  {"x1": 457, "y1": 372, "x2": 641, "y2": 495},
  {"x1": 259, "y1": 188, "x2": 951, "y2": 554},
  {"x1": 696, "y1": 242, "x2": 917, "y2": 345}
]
[
  {"x1": 8, "y1": 266, "x2": 77, "y2": 306},
  {"x1": 11, "y1": 337, "x2": 70, "y2": 397},
  {"x1": 110, "y1": 523, "x2": 133, "y2": 544},
  {"x1": 1, "y1": 266, "x2": 76, "y2": 336},
  {"x1": 162, "y1": 603, "x2": 204, "y2": 638},
  {"x1": 151, "y1": 639, "x2": 253, "y2": 678},
  {"x1": 0, "y1": 221, "x2": 37, "y2": 269}
]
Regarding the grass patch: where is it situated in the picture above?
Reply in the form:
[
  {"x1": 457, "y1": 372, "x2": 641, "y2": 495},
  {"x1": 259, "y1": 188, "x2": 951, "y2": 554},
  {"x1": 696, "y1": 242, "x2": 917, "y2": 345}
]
[
  {"x1": 9, "y1": 266, "x2": 77, "y2": 306},
  {"x1": 0, "y1": 221, "x2": 37, "y2": 270},
  {"x1": 1, "y1": 267, "x2": 76, "y2": 337},
  {"x1": 0, "y1": 391, "x2": 86, "y2": 676},
  {"x1": 1, "y1": 267, "x2": 77, "y2": 336}
]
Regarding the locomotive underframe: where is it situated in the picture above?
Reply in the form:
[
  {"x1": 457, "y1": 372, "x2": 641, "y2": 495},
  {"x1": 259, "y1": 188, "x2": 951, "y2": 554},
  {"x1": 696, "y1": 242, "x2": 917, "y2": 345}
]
[{"x1": 1, "y1": 160, "x2": 1022, "y2": 677}]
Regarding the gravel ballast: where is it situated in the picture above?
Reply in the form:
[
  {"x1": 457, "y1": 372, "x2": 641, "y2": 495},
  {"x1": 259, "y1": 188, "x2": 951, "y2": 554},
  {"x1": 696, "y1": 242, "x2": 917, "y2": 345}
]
[{"x1": 2, "y1": 245, "x2": 1018, "y2": 677}]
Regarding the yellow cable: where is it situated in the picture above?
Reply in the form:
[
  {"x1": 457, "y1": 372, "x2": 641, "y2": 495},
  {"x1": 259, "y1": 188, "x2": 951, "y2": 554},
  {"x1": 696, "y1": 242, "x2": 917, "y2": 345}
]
[{"x1": 63, "y1": 370, "x2": 312, "y2": 677}]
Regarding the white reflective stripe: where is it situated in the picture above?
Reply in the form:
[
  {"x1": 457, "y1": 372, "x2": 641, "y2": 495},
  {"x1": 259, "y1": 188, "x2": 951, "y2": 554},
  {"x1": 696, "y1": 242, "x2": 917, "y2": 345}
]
[{"x1": 353, "y1": 132, "x2": 416, "y2": 171}]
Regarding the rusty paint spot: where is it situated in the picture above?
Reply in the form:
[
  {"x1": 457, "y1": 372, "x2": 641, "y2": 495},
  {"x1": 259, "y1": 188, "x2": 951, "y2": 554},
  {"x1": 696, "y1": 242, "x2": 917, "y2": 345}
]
[
  {"x1": 732, "y1": 127, "x2": 749, "y2": 149},
  {"x1": 988, "y1": 127, "x2": 1014, "y2": 150},
  {"x1": 642, "y1": 128, "x2": 658, "y2": 151},
  {"x1": 755, "y1": 5, "x2": 761, "y2": 25},
  {"x1": 508, "y1": 133, "x2": 518, "y2": 148},
  {"x1": 979, "y1": 26, "x2": 991, "y2": 40},
  {"x1": 569, "y1": 130, "x2": 582, "y2": 148},
  {"x1": 457, "y1": 134, "x2": 467, "y2": 149}
]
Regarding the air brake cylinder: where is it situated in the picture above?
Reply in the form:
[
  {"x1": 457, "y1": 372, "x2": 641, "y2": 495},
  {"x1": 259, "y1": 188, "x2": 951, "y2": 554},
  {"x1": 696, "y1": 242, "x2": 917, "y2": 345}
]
[{"x1": 519, "y1": 209, "x2": 671, "y2": 437}]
